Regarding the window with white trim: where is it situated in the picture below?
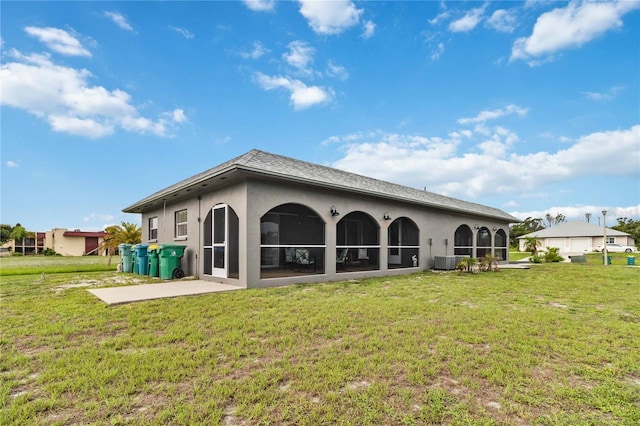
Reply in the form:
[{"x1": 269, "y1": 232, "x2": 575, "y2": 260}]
[
  {"x1": 175, "y1": 209, "x2": 187, "y2": 238},
  {"x1": 149, "y1": 217, "x2": 158, "y2": 241}
]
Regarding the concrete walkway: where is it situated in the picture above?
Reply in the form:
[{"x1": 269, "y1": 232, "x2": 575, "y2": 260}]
[{"x1": 88, "y1": 280, "x2": 242, "y2": 305}]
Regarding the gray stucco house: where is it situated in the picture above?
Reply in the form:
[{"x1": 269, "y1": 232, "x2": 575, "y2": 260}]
[{"x1": 123, "y1": 150, "x2": 519, "y2": 288}]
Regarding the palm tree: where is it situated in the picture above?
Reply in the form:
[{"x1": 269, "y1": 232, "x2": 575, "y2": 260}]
[
  {"x1": 101, "y1": 222, "x2": 141, "y2": 265},
  {"x1": 523, "y1": 237, "x2": 541, "y2": 256},
  {"x1": 9, "y1": 224, "x2": 28, "y2": 255}
]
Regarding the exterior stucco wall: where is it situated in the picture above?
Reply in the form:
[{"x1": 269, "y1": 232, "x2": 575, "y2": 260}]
[
  {"x1": 46, "y1": 228, "x2": 98, "y2": 256},
  {"x1": 139, "y1": 178, "x2": 511, "y2": 288},
  {"x1": 245, "y1": 178, "x2": 510, "y2": 288},
  {"x1": 141, "y1": 181, "x2": 247, "y2": 283}
]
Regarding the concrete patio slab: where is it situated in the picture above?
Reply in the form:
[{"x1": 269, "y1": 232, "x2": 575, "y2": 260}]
[{"x1": 88, "y1": 280, "x2": 242, "y2": 305}]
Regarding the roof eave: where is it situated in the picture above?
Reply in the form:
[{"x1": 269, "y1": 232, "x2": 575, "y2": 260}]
[{"x1": 124, "y1": 161, "x2": 519, "y2": 223}]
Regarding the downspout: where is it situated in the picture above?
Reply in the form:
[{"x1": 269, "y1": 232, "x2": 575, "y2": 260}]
[
  {"x1": 197, "y1": 195, "x2": 201, "y2": 279},
  {"x1": 163, "y1": 199, "x2": 167, "y2": 242}
]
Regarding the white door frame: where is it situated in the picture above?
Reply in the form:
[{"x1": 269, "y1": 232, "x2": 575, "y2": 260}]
[{"x1": 212, "y1": 204, "x2": 228, "y2": 278}]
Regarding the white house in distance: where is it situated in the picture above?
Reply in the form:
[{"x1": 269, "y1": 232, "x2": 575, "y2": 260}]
[
  {"x1": 517, "y1": 221, "x2": 635, "y2": 255},
  {"x1": 123, "y1": 149, "x2": 520, "y2": 288}
]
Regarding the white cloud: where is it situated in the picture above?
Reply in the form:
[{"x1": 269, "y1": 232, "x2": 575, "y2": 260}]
[
  {"x1": 48, "y1": 115, "x2": 114, "y2": 138},
  {"x1": 240, "y1": 41, "x2": 269, "y2": 59},
  {"x1": 361, "y1": 20, "x2": 375, "y2": 39},
  {"x1": 486, "y1": 9, "x2": 517, "y2": 33},
  {"x1": 216, "y1": 135, "x2": 231, "y2": 145},
  {"x1": 582, "y1": 85, "x2": 624, "y2": 101},
  {"x1": 103, "y1": 11, "x2": 134, "y2": 31},
  {"x1": 83, "y1": 213, "x2": 115, "y2": 223},
  {"x1": 430, "y1": 42, "x2": 445, "y2": 61},
  {"x1": 326, "y1": 60, "x2": 349, "y2": 81},
  {"x1": 298, "y1": 0, "x2": 363, "y2": 35},
  {"x1": 328, "y1": 124, "x2": 640, "y2": 200},
  {"x1": 511, "y1": 1, "x2": 640, "y2": 64},
  {"x1": 24, "y1": 26, "x2": 91, "y2": 57},
  {"x1": 6, "y1": 160, "x2": 19, "y2": 168},
  {"x1": 283, "y1": 40, "x2": 315, "y2": 73},
  {"x1": 429, "y1": 11, "x2": 451, "y2": 26},
  {"x1": 169, "y1": 26, "x2": 194, "y2": 39},
  {"x1": 242, "y1": 0, "x2": 276, "y2": 12},
  {"x1": 457, "y1": 104, "x2": 528, "y2": 125},
  {"x1": 170, "y1": 109, "x2": 187, "y2": 123},
  {"x1": 254, "y1": 72, "x2": 333, "y2": 110},
  {"x1": 448, "y1": 5, "x2": 486, "y2": 32},
  {"x1": 0, "y1": 49, "x2": 185, "y2": 138}
]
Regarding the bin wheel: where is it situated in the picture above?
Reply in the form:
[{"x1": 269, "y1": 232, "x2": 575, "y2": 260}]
[{"x1": 172, "y1": 269, "x2": 185, "y2": 279}]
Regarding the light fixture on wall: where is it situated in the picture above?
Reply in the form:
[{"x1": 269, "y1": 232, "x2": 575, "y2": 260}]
[
  {"x1": 428, "y1": 238, "x2": 432, "y2": 246},
  {"x1": 383, "y1": 212, "x2": 391, "y2": 220},
  {"x1": 492, "y1": 226, "x2": 498, "y2": 231},
  {"x1": 474, "y1": 224, "x2": 480, "y2": 229},
  {"x1": 330, "y1": 206, "x2": 340, "y2": 216}
]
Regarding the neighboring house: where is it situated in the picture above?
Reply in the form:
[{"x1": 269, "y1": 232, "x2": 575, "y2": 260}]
[
  {"x1": 517, "y1": 221, "x2": 635, "y2": 255},
  {"x1": 45, "y1": 228, "x2": 108, "y2": 256},
  {"x1": 3, "y1": 232, "x2": 45, "y2": 254},
  {"x1": 123, "y1": 149, "x2": 519, "y2": 289},
  {"x1": 3, "y1": 228, "x2": 108, "y2": 256}
]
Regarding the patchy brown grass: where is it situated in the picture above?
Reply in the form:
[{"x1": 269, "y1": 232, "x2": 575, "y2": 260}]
[{"x1": 1, "y1": 264, "x2": 639, "y2": 425}]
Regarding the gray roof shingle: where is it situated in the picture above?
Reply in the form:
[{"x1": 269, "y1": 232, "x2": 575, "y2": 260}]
[{"x1": 124, "y1": 149, "x2": 520, "y2": 222}]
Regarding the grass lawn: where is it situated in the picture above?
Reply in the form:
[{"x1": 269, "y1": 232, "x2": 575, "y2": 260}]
[
  {"x1": 1, "y1": 260, "x2": 638, "y2": 425},
  {"x1": 0, "y1": 255, "x2": 119, "y2": 276}
]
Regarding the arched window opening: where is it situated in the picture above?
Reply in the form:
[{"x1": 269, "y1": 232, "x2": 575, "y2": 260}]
[
  {"x1": 336, "y1": 211, "x2": 380, "y2": 272},
  {"x1": 260, "y1": 203, "x2": 325, "y2": 279},
  {"x1": 454, "y1": 225, "x2": 473, "y2": 256},
  {"x1": 388, "y1": 217, "x2": 419, "y2": 269},
  {"x1": 203, "y1": 204, "x2": 239, "y2": 279},
  {"x1": 494, "y1": 229, "x2": 508, "y2": 261},
  {"x1": 477, "y1": 227, "x2": 492, "y2": 259}
]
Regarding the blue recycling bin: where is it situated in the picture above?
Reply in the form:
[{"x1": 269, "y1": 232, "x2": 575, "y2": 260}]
[
  {"x1": 132, "y1": 245, "x2": 138, "y2": 274},
  {"x1": 134, "y1": 244, "x2": 149, "y2": 275},
  {"x1": 627, "y1": 256, "x2": 636, "y2": 266},
  {"x1": 118, "y1": 243, "x2": 133, "y2": 273}
]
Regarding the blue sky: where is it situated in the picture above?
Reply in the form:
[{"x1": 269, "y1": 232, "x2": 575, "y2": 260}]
[{"x1": 1, "y1": 0, "x2": 639, "y2": 232}]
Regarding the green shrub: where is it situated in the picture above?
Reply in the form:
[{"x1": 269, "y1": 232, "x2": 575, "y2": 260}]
[
  {"x1": 544, "y1": 247, "x2": 564, "y2": 263},
  {"x1": 529, "y1": 254, "x2": 543, "y2": 263}
]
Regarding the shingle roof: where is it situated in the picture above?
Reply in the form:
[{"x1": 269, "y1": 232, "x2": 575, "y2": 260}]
[
  {"x1": 517, "y1": 221, "x2": 630, "y2": 239},
  {"x1": 123, "y1": 149, "x2": 520, "y2": 222}
]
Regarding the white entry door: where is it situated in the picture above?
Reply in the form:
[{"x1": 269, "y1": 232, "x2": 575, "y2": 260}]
[{"x1": 212, "y1": 204, "x2": 228, "y2": 278}]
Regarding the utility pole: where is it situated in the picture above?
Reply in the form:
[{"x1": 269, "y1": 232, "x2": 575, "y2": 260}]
[{"x1": 602, "y1": 210, "x2": 608, "y2": 266}]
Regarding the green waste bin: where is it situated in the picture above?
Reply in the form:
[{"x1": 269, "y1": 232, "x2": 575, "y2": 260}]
[
  {"x1": 147, "y1": 245, "x2": 159, "y2": 277},
  {"x1": 627, "y1": 256, "x2": 636, "y2": 266},
  {"x1": 135, "y1": 244, "x2": 149, "y2": 275},
  {"x1": 158, "y1": 244, "x2": 187, "y2": 280},
  {"x1": 132, "y1": 245, "x2": 139, "y2": 274},
  {"x1": 119, "y1": 243, "x2": 133, "y2": 273},
  {"x1": 603, "y1": 255, "x2": 612, "y2": 265}
]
